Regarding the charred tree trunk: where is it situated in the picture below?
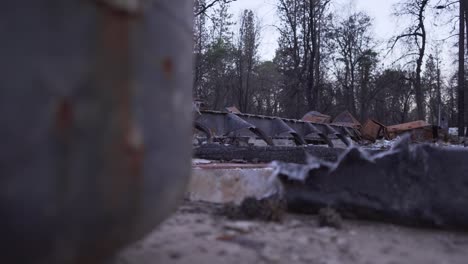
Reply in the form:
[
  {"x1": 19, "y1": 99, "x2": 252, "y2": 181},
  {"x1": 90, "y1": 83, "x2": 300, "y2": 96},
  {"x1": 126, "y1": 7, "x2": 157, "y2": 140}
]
[
  {"x1": 314, "y1": 14, "x2": 322, "y2": 111},
  {"x1": 459, "y1": 0, "x2": 465, "y2": 137},
  {"x1": 464, "y1": 0, "x2": 468, "y2": 136},
  {"x1": 391, "y1": 0, "x2": 428, "y2": 121},
  {"x1": 415, "y1": 0, "x2": 427, "y2": 121}
]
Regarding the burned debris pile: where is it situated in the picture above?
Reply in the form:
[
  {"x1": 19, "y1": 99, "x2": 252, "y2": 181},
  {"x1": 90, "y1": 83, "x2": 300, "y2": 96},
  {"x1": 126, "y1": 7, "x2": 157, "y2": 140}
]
[
  {"x1": 194, "y1": 144, "x2": 346, "y2": 164},
  {"x1": 193, "y1": 106, "x2": 362, "y2": 149},
  {"x1": 191, "y1": 106, "x2": 468, "y2": 230},
  {"x1": 272, "y1": 136, "x2": 468, "y2": 230},
  {"x1": 194, "y1": 106, "x2": 444, "y2": 150},
  {"x1": 193, "y1": 106, "x2": 447, "y2": 163}
]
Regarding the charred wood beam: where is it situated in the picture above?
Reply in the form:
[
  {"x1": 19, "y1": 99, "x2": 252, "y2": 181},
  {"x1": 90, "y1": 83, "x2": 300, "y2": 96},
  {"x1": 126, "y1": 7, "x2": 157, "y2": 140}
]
[{"x1": 195, "y1": 144, "x2": 353, "y2": 164}]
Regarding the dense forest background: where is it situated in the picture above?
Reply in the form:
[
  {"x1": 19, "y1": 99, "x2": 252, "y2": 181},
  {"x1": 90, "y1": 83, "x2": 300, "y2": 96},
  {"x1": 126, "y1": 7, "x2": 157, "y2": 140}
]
[{"x1": 192, "y1": 0, "x2": 468, "y2": 129}]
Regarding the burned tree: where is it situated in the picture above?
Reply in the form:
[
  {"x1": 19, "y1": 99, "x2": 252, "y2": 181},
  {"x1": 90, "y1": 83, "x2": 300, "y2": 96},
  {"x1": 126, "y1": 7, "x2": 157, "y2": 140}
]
[
  {"x1": 305, "y1": 0, "x2": 331, "y2": 111},
  {"x1": 460, "y1": 0, "x2": 466, "y2": 137},
  {"x1": 235, "y1": 10, "x2": 260, "y2": 113},
  {"x1": 330, "y1": 12, "x2": 374, "y2": 117},
  {"x1": 194, "y1": 0, "x2": 237, "y2": 16},
  {"x1": 275, "y1": 0, "x2": 331, "y2": 117},
  {"x1": 194, "y1": 0, "x2": 209, "y2": 99},
  {"x1": 390, "y1": 0, "x2": 429, "y2": 121}
]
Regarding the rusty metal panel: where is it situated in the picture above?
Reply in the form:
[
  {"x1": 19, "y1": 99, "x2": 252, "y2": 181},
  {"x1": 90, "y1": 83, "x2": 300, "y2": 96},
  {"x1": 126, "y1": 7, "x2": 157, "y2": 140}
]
[
  {"x1": 387, "y1": 120, "x2": 431, "y2": 133},
  {"x1": 0, "y1": 1, "x2": 193, "y2": 263},
  {"x1": 195, "y1": 110, "x2": 362, "y2": 146},
  {"x1": 361, "y1": 119, "x2": 387, "y2": 142},
  {"x1": 408, "y1": 127, "x2": 437, "y2": 142},
  {"x1": 301, "y1": 111, "x2": 331, "y2": 123},
  {"x1": 226, "y1": 106, "x2": 241, "y2": 114},
  {"x1": 387, "y1": 120, "x2": 435, "y2": 141},
  {"x1": 332, "y1": 111, "x2": 362, "y2": 128}
]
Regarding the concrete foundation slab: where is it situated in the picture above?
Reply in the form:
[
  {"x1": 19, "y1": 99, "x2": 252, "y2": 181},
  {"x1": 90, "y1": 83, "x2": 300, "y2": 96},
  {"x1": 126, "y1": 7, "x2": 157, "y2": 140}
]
[{"x1": 189, "y1": 164, "x2": 274, "y2": 204}]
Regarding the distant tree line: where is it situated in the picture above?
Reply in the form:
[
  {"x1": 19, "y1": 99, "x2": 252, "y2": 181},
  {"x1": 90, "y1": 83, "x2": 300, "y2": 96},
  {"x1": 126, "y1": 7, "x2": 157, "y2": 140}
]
[{"x1": 193, "y1": 0, "x2": 468, "y2": 129}]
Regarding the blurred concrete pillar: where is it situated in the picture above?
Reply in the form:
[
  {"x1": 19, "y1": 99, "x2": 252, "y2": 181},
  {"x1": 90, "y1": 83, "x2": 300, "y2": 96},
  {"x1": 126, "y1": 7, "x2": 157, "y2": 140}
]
[{"x1": 0, "y1": 1, "x2": 193, "y2": 263}]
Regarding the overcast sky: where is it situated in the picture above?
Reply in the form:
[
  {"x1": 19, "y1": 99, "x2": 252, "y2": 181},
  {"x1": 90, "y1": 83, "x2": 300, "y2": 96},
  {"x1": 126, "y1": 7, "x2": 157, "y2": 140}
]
[
  {"x1": 229, "y1": 0, "x2": 456, "y2": 72},
  {"x1": 230, "y1": 0, "x2": 398, "y2": 60}
]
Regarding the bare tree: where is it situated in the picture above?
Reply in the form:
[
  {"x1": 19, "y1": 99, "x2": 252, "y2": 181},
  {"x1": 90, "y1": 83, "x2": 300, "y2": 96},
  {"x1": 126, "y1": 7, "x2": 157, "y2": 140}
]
[
  {"x1": 196, "y1": 0, "x2": 236, "y2": 110},
  {"x1": 373, "y1": 69, "x2": 414, "y2": 125},
  {"x1": 252, "y1": 61, "x2": 282, "y2": 116},
  {"x1": 423, "y1": 54, "x2": 442, "y2": 124},
  {"x1": 276, "y1": 0, "x2": 304, "y2": 117},
  {"x1": 235, "y1": 10, "x2": 260, "y2": 112},
  {"x1": 194, "y1": 0, "x2": 209, "y2": 99},
  {"x1": 305, "y1": 0, "x2": 331, "y2": 111},
  {"x1": 275, "y1": 0, "x2": 331, "y2": 117},
  {"x1": 331, "y1": 12, "x2": 374, "y2": 116},
  {"x1": 194, "y1": 0, "x2": 237, "y2": 16},
  {"x1": 390, "y1": 0, "x2": 429, "y2": 120},
  {"x1": 460, "y1": 0, "x2": 466, "y2": 136}
]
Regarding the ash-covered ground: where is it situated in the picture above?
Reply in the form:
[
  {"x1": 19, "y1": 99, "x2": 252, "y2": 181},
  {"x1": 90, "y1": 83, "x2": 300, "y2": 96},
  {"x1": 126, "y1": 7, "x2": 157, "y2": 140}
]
[{"x1": 115, "y1": 201, "x2": 468, "y2": 264}]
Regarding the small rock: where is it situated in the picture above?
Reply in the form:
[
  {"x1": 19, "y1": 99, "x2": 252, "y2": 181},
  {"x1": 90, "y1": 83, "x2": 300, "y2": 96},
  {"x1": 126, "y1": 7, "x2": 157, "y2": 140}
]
[
  {"x1": 318, "y1": 207, "x2": 343, "y2": 229},
  {"x1": 224, "y1": 221, "x2": 257, "y2": 233},
  {"x1": 193, "y1": 230, "x2": 211, "y2": 237},
  {"x1": 288, "y1": 219, "x2": 302, "y2": 228},
  {"x1": 198, "y1": 246, "x2": 208, "y2": 253},
  {"x1": 380, "y1": 246, "x2": 393, "y2": 254},
  {"x1": 335, "y1": 237, "x2": 348, "y2": 247},
  {"x1": 336, "y1": 237, "x2": 350, "y2": 253},
  {"x1": 297, "y1": 236, "x2": 310, "y2": 245},
  {"x1": 315, "y1": 227, "x2": 334, "y2": 235},
  {"x1": 222, "y1": 196, "x2": 286, "y2": 222},
  {"x1": 231, "y1": 159, "x2": 248, "y2": 164},
  {"x1": 229, "y1": 237, "x2": 266, "y2": 250},
  {"x1": 291, "y1": 254, "x2": 300, "y2": 261},
  {"x1": 195, "y1": 218, "x2": 205, "y2": 224},
  {"x1": 260, "y1": 247, "x2": 281, "y2": 262},
  {"x1": 301, "y1": 253, "x2": 317, "y2": 262},
  {"x1": 224, "y1": 244, "x2": 242, "y2": 255},
  {"x1": 192, "y1": 159, "x2": 212, "y2": 165},
  {"x1": 272, "y1": 225, "x2": 285, "y2": 232},
  {"x1": 168, "y1": 251, "x2": 182, "y2": 259}
]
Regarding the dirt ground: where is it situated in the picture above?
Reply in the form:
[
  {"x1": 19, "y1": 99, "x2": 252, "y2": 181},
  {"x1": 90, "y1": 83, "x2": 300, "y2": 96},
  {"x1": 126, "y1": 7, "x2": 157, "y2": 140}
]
[{"x1": 114, "y1": 201, "x2": 468, "y2": 264}]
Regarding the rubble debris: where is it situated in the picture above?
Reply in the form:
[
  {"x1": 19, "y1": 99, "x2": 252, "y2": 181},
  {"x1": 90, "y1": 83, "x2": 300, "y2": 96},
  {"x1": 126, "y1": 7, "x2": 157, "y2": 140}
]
[
  {"x1": 195, "y1": 106, "x2": 447, "y2": 148},
  {"x1": 302, "y1": 111, "x2": 331, "y2": 123},
  {"x1": 194, "y1": 110, "x2": 360, "y2": 147},
  {"x1": 223, "y1": 221, "x2": 257, "y2": 233},
  {"x1": 318, "y1": 208, "x2": 343, "y2": 229},
  {"x1": 448, "y1": 127, "x2": 458, "y2": 136},
  {"x1": 194, "y1": 144, "x2": 352, "y2": 164},
  {"x1": 226, "y1": 106, "x2": 241, "y2": 114},
  {"x1": 221, "y1": 196, "x2": 286, "y2": 222},
  {"x1": 189, "y1": 164, "x2": 274, "y2": 204},
  {"x1": 193, "y1": 99, "x2": 207, "y2": 110},
  {"x1": 216, "y1": 235, "x2": 266, "y2": 251},
  {"x1": 332, "y1": 111, "x2": 362, "y2": 128},
  {"x1": 387, "y1": 120, "x2": 437, "y2": 141},
  {"x1": 361, "y1": 119, "x2": 388, "y2": 142},
  {"x1": 192, "y1": 159, "x2": 212, "y2": 165},
  {"x1": 272, "y1": 135, "x2": 468, "y2": 230},
  {"x1": 387, "y1": 120, "x2": 430, "y2": 131},
  {"x1": 367, "y1": 138, "x2": 398, "y2": 150},
  {"x1": 116, "y1": 200, "x2": 468, "y2": 264}
]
